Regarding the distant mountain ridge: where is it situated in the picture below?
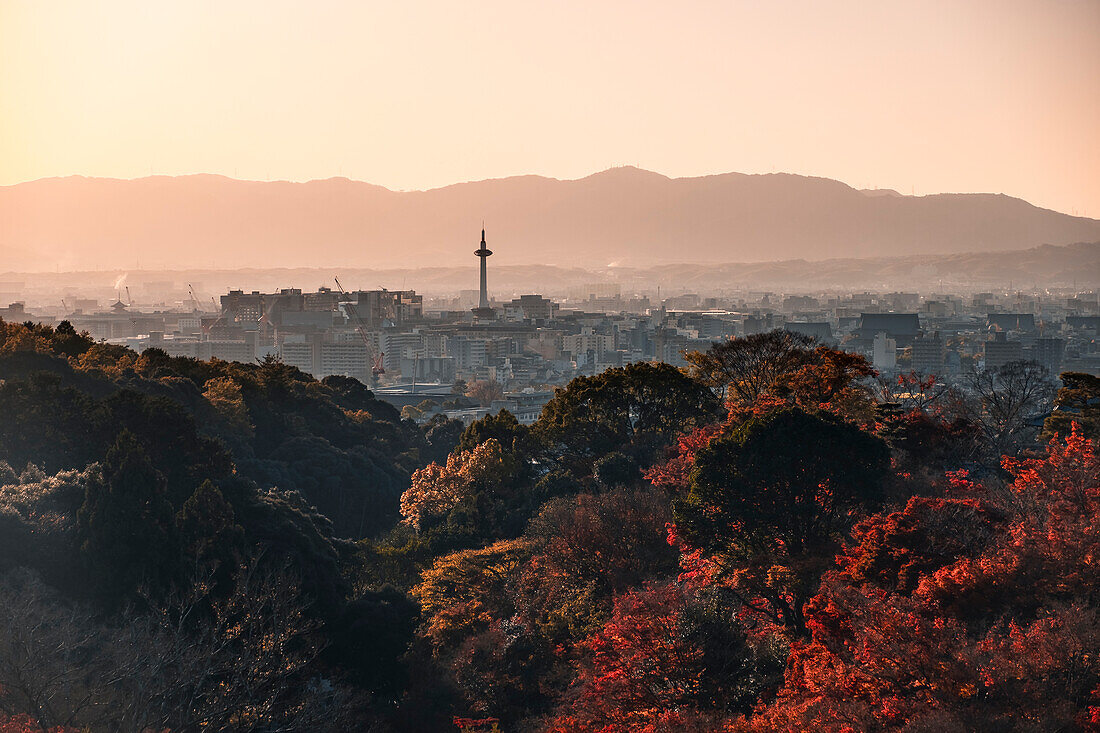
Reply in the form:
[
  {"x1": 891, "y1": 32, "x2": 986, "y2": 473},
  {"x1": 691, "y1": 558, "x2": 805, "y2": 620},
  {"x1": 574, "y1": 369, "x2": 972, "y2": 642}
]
[{"x1": 2, "y1": 167, "x2": 1099, "y2": 271}]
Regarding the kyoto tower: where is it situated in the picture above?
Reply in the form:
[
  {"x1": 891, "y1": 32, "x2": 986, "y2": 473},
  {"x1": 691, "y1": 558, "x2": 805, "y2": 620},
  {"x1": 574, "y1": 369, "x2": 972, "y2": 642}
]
[{"x1": 472, "y1": 227, "x2": 496, "y2": 320}]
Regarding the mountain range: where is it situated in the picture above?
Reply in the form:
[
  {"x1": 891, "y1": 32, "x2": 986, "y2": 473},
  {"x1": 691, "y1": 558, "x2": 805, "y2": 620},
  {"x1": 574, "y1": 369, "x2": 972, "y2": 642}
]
[{"x1": 3, "y1": 167, "x2": 1099, "y2": 272}]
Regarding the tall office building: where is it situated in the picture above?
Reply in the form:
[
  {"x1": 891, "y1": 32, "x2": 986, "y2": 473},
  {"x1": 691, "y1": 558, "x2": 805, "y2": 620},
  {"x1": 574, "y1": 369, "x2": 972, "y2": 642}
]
[
  {"x1": 984, "y1": 332, "x2": 1023, "y2": 370},
  {"x1": 911, "y1": 331, "x2": 945, "y2": 374},
  {"x1": 873, "y1": 331, "x2": 897, "y2": 370}
]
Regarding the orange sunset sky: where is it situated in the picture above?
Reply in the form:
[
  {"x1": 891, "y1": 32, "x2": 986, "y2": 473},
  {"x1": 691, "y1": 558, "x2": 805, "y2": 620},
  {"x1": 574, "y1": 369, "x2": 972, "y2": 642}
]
[{"x1": 2, "y1": 0, "x2": 1098, "y2": 215}]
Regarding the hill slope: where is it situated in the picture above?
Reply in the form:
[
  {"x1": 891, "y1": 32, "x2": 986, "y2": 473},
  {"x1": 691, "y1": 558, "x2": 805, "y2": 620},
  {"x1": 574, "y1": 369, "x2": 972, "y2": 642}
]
[{"x1": 3, "y1": 168, "x2": 1099, "y2": 271}]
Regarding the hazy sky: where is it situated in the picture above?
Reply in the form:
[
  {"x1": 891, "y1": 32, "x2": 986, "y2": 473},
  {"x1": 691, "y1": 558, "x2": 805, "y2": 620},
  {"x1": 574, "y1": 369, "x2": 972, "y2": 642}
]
[{"x1": 2, "y1": 0, "x2": 1098, "y2": 215}]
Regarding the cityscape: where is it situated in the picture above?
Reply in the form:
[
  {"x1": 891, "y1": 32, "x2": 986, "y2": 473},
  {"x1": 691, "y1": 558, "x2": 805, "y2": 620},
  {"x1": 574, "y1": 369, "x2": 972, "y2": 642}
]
[
  {"x1": 2, "y1": 2, "x2": 1099, "y2": 731},
  {"x1": 3, "y1": 230, "x2": 1097, "y2": 427}
]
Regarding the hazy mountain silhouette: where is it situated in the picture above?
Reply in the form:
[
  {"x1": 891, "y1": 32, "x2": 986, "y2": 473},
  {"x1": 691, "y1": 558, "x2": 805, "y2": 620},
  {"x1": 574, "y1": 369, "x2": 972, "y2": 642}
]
[{"x1": 3, "y1": 167, "x2": 1099, "y2": 271}]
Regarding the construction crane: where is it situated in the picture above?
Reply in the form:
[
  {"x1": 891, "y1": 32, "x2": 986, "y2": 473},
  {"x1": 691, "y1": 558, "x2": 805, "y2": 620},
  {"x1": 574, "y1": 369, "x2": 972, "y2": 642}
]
[
  {"x1": 201, "y1": 295, "x2": 229, "y2": 335},
  {"x1": 188, "y1": 283, "x2": 201, "y2": 312},
  {"x1": 258, "y1": 294, "x2": 272, "y2": 326},
  {"x1": 333, "y1": 276, "x2": 385, "y2": 379}
]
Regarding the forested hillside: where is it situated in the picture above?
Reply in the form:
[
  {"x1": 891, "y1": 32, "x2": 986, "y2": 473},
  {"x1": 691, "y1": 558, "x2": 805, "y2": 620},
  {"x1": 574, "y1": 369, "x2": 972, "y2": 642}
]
[{"x1": 1, "y1": 320, "x2": 1098, "y2": 732}]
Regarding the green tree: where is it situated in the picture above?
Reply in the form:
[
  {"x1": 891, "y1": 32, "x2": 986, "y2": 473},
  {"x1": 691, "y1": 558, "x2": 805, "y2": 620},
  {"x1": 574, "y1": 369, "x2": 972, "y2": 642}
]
[
  {"x1": 175, "y1": 479, "x2": 245, "y2": 571},
  {"x1": 421, "y1": 413, "x2": 466, "y2": 465},
  {"x1": 202, "y1": 376, "x2": 253, "y2": 438},
  {"x1": 1043, "y1": 371, "x2": 1100, "y2": 441},
  {"x1": 50, "y1": 320, "x2": 92, "y2": 359},
  {"x1": 77, "y1": 430, "x2": 180, "y2": 601},
  {"x1": 593, "y1": 451, "x2": 639, "y2": 488},
  {"x1": 456, "y1": 409, "x2": 533, "y2": 456},
  {"x1": 537, "y1": 361, "x2": 720, "y2": 473},
  {"x1": 675, "y1": 408, "x2": 890, "y2": 635}
]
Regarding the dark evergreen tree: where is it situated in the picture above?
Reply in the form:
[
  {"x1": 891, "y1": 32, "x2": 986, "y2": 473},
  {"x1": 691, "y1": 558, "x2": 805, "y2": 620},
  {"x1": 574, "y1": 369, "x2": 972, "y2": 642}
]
[
  {"x1": 537, "y1": 361, "x2": 721, "y2": 473},
  {"x1": 176, "y1": 479, "x2": 246, "y2": 572},
  {"x1": 77, "y1": 430, "x2": 180, "y2": 601}
]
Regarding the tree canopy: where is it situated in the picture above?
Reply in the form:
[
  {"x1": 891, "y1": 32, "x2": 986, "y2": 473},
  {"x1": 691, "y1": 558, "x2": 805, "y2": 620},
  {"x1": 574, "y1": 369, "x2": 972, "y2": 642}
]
[{"x1": 1, "y1": 315, "x2": 1091, "y2": 732}]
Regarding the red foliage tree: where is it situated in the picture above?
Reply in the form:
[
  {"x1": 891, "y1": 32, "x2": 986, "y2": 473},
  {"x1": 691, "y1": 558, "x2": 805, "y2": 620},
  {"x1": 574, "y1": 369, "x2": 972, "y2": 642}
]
[
  {"x1": 645, "y1": 424, "x2": 725, "y2": 494},
  {"x1": 874, "y1": 408, "x2": 981, "y2": 476},
  {"x1": 0, "y1": 715, "x2": 79, "y2": 733},
  {"x1": 516, "y1": 487, "x2": 678, "y2": 646},
  {"x1": 542, "y1": 584, "x2": 723, "y2": 733},
  {"x1": 743, "y1": 424, "x2": 1100, "y2": 732},
  {"x1": 453, "y1": 716, "x2": 501, "y2": 731},
  {"x1": 836, "y1": 492, "x2": 1004, "y2": 594},
  {"x1": 772, "y1": 346, "x2": 877, "y2": 423}
]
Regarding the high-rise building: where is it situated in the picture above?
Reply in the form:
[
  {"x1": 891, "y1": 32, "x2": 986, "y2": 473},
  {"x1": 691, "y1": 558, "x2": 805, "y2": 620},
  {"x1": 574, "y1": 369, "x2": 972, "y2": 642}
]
[
  {"x1": 984, "y1": 332, "x2": 1023, "y2": 370},
  {"x1": 507, "y1": 294, "x2": 557, "y2": 321},
  {"x1": 873, "y1": 331, "x2": 897, "y2": 370},
  {"x1": 349, "y1": 290, "x2": 423, "y2": 326},
  {"x1": 563, "y1": 328, "x2": 612, "y2": 359},
  {"x1": 278, "y1": 337, "x2": 374, "y2": 382},
  {"x1": 911, "y1": 331, "x2": 945, "y2": 374},
  {"x1": 446, "y1": 336, "x2": 489, "y2": 371},
  {"x1": 1033, "y1": 337, "x2": 1065, "y2": 376},
  {"x1": 379, "y1": 331, "x2": 425, "y2": 372}
]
